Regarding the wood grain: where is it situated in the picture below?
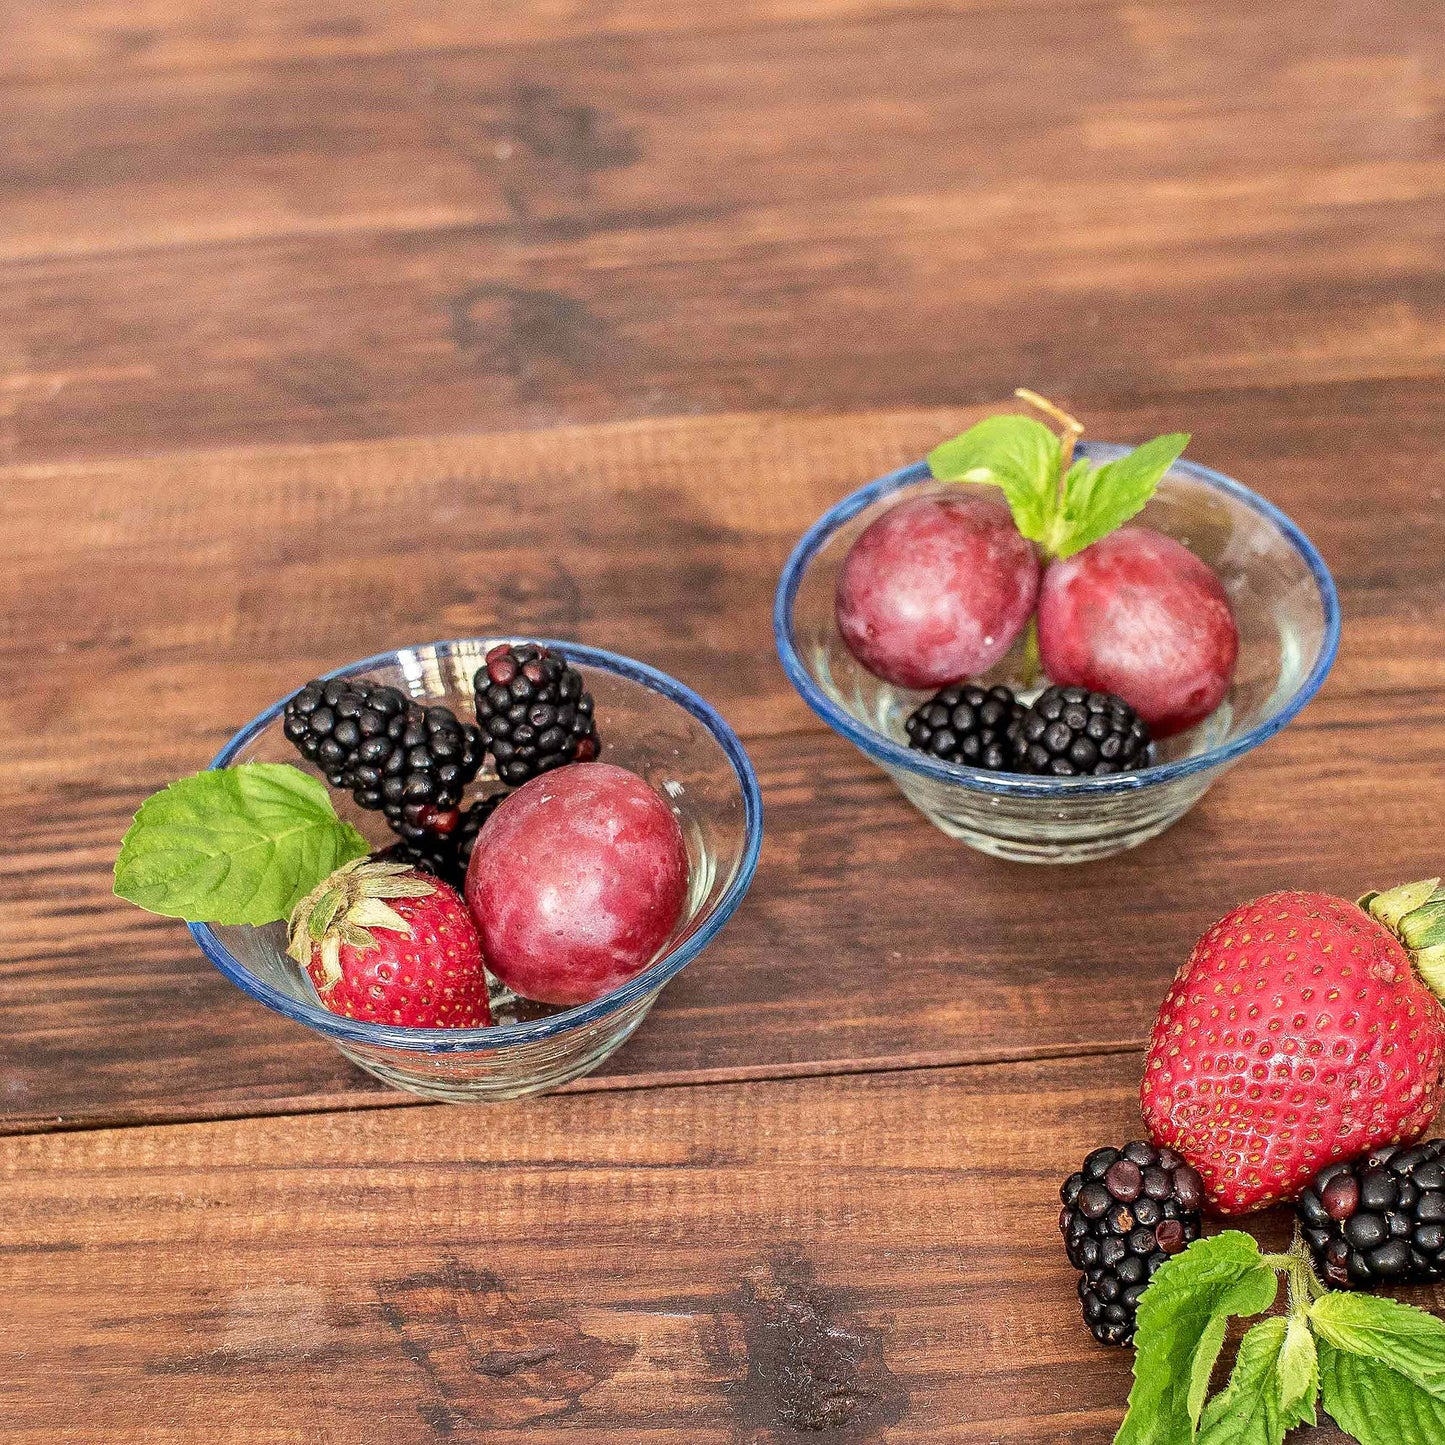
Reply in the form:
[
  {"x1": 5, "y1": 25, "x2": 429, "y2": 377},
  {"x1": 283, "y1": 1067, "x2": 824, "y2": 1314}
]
[
  {"x1": 2, "y1": 385, "x2": 1442, "y2": 775},
  {"x1": 0, "y1": 0, "x2": 1053, "y2": 83},
  {"x1": 3, "y1": 690, "x2": 1442, "y2": 1135},
  {"x1": 0, "y1": 1053, "x2": 1412, "y2": 1441},
  {"x1": 5, "y1": 2, "x2": 1444, "y2": 1435},
  {"x1": 2, "y1": 394, "x2": 1442, "y2": 1133},
  {"x1": 7, "y1": 2, "x2": 1442, "y2": 265},
  {"x1": 0, "y1": 3, "x2": 1441, "y2": 461}
]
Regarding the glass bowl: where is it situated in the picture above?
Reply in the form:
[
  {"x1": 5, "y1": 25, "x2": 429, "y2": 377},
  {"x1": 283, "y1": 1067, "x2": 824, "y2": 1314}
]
[
  {"x1": 189, "y1": 640, "x2": 763, "y2": 1100},
  {"x1": 774, "y1": 443, "x2": 1340, "y2": 864}
]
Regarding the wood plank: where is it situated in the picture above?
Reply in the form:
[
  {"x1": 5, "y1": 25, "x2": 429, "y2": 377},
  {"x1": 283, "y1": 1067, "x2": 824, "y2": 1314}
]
[
  {"x1": 1, "y1": 387, "x2": 1440, "y2": 770},
  {"x1": 1, "y1": 3, "x2": 1442, "y2": 460},
  {"x1": 4, "y1": 689, "x2": 1442, "y2": 1134},
  {"x1": 0, "y1": 1055, "x2": 1417, "y2": 1441},
  {"x1": 2, "y1": 390, "x2": 1442, "y2": 1131},
  {"x1": 0, "y1": 0, "x2": 1046, "y2": 84},
  {"x1": 6, "y1": 1, "x2": 1442, "y2": 265}
]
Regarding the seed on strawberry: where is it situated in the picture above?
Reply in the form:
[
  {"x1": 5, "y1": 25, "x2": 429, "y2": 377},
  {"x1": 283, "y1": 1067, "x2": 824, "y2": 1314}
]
[
  {"x1": 1141, "y1": 881, "x2": 1445, "y2": 1214},
  {"x1": 286, "y1": 858, "x2": 492, "y2": 1028}
]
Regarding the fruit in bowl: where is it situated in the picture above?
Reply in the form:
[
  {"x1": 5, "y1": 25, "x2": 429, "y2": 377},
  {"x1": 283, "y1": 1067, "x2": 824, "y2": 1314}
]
[
  {"x1": 114, "y1": 640, "x2": 693, "y2": 1028},
  {"x1": 834, "y1": 389, "x2": 1241, "y2": 773},
  {"x1": 287, "y1": 858, "x2": 493, "y2": 1027},
  {"x1": 834, "y1": 493, "x2": 1040, "y2": 689},
  {"x1": 466, "y1": 762, "x2": 689, "y2": 1006},
  {"x1": 1037, "y1": 527, "x2": 1238, "y2": 738}
]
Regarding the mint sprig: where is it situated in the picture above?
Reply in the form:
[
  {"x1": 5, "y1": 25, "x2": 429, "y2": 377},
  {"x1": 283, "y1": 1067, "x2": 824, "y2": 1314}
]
[
  {"x1": 1115, "y1": 1231, "x2": 1445, "y2": 1445},
  {"x1": 927, "y1": 390, "x2": 1189, "y2": 559},
  {"x1": 1115, "y1": 1231, "x2": 1278, "y2": 1445},
  {"x1": 114, "y1": 763, "x2": 371, "y2": 926}
]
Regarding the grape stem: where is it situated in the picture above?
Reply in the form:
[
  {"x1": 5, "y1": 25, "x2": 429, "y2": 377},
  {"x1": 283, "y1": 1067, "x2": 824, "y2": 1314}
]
[
  {"x1": 1014, "y1": 386, "x2": 1085, "y2": 518},
  {"x1": 1019, "y1": 618, "x2": 1041, "y2": 691},
  {"x1": 1010, "y1": 388, "x2": 1085, "y2": 686}
]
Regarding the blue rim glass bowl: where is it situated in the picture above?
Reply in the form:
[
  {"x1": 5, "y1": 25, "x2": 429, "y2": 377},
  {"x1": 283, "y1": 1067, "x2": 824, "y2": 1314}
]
[
  {"x1": 775, "y1": 443, "x2": 1340, "y2": 863},
  {"x1": 190, "y1": 640, "x2": 763, "y2": 1100}
]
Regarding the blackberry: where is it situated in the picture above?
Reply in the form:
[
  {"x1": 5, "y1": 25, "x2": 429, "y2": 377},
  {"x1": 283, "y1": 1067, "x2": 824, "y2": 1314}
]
[
  {"x1": 1059, "y1": 1140, "x2": 1206, "y2": 1346},
  {"x1": 372, "y1": 794, "x2": 505, "y2": 890},
  {"x1": 1013, "y1": 686, "x2": 1151, "y2": 777},
  {"x1": 1297, "y1": 1139, "x2": 1445, "y2": 1289},
  {"x1": 282, "y1": 677, "x2": 483, "y2": 842},
  {"x1": 904, "y1": 684, "x2": 1021, "y2": 770},
  {"x1": 473, "y1": 643, "x2": 599, "y2": 786}
]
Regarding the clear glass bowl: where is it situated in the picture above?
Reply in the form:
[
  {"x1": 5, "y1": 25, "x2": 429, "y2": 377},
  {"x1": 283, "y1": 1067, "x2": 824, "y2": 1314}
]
[
  {"x1": 774, "y1": 444, "x2": 1340, "y2": 864},
  {"x1": 189, "y1": 640, "x2": 763, "y2": 1100}
]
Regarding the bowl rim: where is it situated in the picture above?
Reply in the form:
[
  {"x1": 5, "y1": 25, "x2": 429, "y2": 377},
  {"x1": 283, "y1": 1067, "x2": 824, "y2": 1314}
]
[
  {"x1": 189, "y1": 639, "x2": 764, "y2": 1053},
  {"x1": 773, "y1": 441, "x2": 1341, "y2": 797}
]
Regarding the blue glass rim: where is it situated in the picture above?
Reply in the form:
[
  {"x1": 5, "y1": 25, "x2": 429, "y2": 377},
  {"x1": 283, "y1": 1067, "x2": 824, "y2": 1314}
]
[
  {"x1": 189, "y1": 639, "x2": 764, "y2": 1054},
  {"x1": 773, "y1": 443, "x2": 1341, "y2": 798}
]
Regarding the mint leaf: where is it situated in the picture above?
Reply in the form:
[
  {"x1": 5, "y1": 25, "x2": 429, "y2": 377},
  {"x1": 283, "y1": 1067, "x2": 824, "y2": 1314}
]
[
  {"x1": 1319, "y1": 1340, "x2": 1445, "y2": 1445},
  {"x1": 1050, "y1": 432, "x2": 1189, "y2": 558},
  {"x1": 1196, "y1": 1317, "x2": 1290, "y2": 1445},
  {"x1": 1114, "y1": 1232, "x2": 1278, "y2": 1445},
  {"x1": 927, "y1": 415, "x2": 1061, "y2": 544},
  {"x1": 115, "y1": 763, "x2": 371, "y2": 926},
  {"x1": 1311, "y1": 1291, "x2": 1445, "y2": 1396},
  {"x1": 1196, "y1": 1312, "x2": 1318, "y2": 1445},
  {"x1": 1277, "y1": 1313, "x2": 1319, "y2": 1428}
]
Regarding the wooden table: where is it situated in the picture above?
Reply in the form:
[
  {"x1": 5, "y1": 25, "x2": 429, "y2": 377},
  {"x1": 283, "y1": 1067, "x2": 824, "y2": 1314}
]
[{"x1": 3, "y1": 2, "x2": 1443, "y2": 1440}]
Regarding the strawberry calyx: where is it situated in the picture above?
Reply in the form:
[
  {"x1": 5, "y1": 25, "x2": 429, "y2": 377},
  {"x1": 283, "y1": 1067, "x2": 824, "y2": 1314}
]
[
  {"x1": 285, "y1": 858, "x2": 436, "y2": 993},
  {"x1": 1360, "y1": 878, "x2": 1445, "y2": 999}
]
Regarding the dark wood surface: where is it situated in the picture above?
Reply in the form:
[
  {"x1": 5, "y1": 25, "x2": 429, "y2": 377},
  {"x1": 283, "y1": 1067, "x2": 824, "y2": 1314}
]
[
  {"x1": 3, "y1": 392, "x2": 1443, "y2": 1133},
  {"x1": 2, "y1": 0, "x2": 1442, "y2": 1439},
  {"x1": 2, "y1": 2, "x2": 1442, "y2": 462},
  {"x1": 10, "y1": 1052, "x2": 1423, "y2": 1441}
]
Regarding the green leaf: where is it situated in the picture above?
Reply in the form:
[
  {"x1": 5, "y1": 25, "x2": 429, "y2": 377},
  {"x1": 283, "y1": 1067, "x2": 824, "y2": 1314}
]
[
  {"x1": 926, "y1": 415, "x2": 1061, "y2": 544},
  {"x1": 1319, "y1": 1340, "x2": 1445, "y2": 1445},
  {"x1": 1310, "y1": 1291, "x2": 1445, "y2": 1397},
  {"x1": 1050, "y1": 432, "x2": 1190, "y2": 558},
  {"x1": 1114, "y1": 1232, "x2": 1279, "y2": 1445},
  {"x1": 1277, "y1": 1313, "x2": 1319, "y2": 1429},
  {"x1": 1196, "y1": 1317, "x2": 1289, "y2": 1445},
  {"x1": 114, "y1": 763, "x2": 371, "y2": 926}
]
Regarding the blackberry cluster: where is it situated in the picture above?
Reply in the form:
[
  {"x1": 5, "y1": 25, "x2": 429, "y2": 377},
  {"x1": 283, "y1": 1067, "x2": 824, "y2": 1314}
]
[
  {"x1": 474, "y1": 643, "x2": 599, "y2": 786},
  {"x1": 1013, "y1": 686, "x2": 1151, "y2": 777},
  {"x1": 1060, "y1": 1141, "x2": 1205, "y2": 1346},
  {"x1": 1298, "y1": 1140, "x2": 1445, "y2": 1289},
  {"x1": 904, "y1": 684, "x2": 1021, "y2": 770},
  {"x1": 372, "y1": 794, "x2": 505, "y2": 891},
  {"x1": 904, "y1": 682, "x2": 1151, "y2": 778},
  {"x1": 283, "y1": 678, "x2": 483, "y2": 842}
]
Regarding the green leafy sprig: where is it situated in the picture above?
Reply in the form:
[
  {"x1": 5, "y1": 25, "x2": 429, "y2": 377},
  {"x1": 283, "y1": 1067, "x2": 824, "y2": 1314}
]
[
  {"x1": 927, "y1": 388, "x2": 1189, "y2": 560},
  {"x1": 114, "y1": 763, "x2": 371, "y2": 926},
  {"x1": 1116, "y1": 1231, "x2": 1445, "y2": 1445}
]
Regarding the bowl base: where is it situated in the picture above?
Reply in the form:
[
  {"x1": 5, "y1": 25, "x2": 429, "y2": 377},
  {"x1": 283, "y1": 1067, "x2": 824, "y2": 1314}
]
[
  {"x1": 891, "y1": 770, "x2": 1214, "y2": 863},
  {"x1": 332, "y1": 999, "x2": 655, "y2": 1102}
]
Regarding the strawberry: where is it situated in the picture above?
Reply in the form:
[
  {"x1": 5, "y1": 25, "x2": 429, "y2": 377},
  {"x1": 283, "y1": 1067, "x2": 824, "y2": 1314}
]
[
  {"x1": 1141, "y1": 881, "x2": 1445, "y2": 1214},
  {"x1": 286, "y1": 859, "x2": 492, "y2": 1027}
]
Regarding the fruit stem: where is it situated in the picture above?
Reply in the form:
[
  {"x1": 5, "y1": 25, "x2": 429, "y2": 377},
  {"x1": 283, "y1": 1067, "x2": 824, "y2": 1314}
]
[
  {"x1": 1014, "y1": 388, "x2": 1085, "y2": 554},
  {"x1": 1361, "y1": 879, "x2": 1445, "y2": 1005},
  {"x1": 1262, "y1": 1230, "x2": 1329, "y2": 1312},
  {"x1": 1019, "y1": 617, "x2": 1041, "y2": 691}
]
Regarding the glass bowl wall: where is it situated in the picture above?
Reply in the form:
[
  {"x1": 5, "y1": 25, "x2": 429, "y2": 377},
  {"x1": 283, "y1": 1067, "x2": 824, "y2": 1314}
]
[
  {"x1": 775, "y1": 445, "x2": 1339, "y2": 863},
  {"x1": 190, "y1": 640, "x2": 763, "y2": 1099}
]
